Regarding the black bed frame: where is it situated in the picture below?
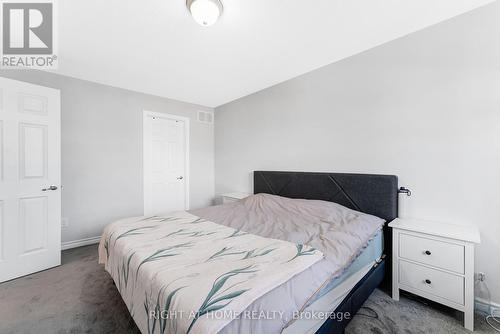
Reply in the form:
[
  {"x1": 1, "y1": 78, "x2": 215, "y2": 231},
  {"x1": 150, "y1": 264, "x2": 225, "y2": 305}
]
[{"x1": 254, "y1": 171, "x2": 399, "y2": 334}]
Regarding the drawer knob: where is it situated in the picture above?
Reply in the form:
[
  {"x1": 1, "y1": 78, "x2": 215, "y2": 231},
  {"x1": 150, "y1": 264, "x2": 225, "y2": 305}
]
[
  {"x1": 424, "y1": 250, "x2": 432, "y2": 255},
  {"x1": 425, "y1": 279, "x2": 432, "y2": 284}
]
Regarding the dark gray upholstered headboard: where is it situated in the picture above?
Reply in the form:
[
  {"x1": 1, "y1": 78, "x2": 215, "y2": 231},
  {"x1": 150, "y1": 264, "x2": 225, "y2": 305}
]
[
  {"x1": 254, "y1": 171, "x2": 398, "y2": 289},
  {"x1": 254, "y1": 171, "x2": 398, "y2": 222}
]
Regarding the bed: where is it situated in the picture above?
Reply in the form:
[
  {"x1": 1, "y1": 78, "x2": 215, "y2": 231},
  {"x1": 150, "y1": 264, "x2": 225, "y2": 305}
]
[
  {"x1": 251, "y1": 171, "x2": 398, "y2": 334},
  {"x1": 99, "y1": 171, "x2": 398, "y2": 334}
]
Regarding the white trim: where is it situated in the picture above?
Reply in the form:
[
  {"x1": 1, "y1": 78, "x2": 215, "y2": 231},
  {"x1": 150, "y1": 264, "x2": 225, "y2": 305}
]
[
  {"x1": 475, "y1": 297, "x2": 500, "y2": 314},
  {"x1": 143, "y1": 110, "x2": 190, "y2": 216},
  {"x1": 61, "y1": 236, "x2": 101, "y2": 250}
]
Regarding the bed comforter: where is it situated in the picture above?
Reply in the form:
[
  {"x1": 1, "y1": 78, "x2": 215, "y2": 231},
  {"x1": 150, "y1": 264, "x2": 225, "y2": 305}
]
[
  {"x1": 99, "y1": 193, "x2": 384, "y2": 334},
  {"x1": 190, "y1": 194, "x2": 384, "y2": 334},
  {"x1": 98, "y1": 211, "x2": 323, "y2": 334}
]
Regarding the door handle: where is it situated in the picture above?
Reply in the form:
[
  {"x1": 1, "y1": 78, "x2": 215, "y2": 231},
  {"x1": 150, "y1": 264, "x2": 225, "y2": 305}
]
[
  {"x1": 177, "y1": 176, "x2": 184, "y2": 180},
  {"x1": 42, "y1": 185, "x2": 58, "y2": 191}
]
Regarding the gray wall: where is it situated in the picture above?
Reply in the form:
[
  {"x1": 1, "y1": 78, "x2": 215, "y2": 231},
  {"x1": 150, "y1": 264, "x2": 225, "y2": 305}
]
[
  {"x1": 215, "y1": 3, "x2": 500, "y2": 304},
  {"x1": 0, "y1": 70, "x2": 214, "y2": 243}
]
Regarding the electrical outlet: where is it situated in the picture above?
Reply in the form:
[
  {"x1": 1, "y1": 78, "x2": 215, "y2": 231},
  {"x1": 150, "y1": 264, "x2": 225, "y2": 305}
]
[{"x1": 61, "y1": 217, "x2": 69, "y2": 228}]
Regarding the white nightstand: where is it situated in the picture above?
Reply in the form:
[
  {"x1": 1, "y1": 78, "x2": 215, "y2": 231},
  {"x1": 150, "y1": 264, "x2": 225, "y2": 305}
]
[
  {"x1": 389, "y1": 218, "x2": 480, "y2": 331},
  {"x1": 221, "y1": 192, "x2": 250, "y2": 204}
]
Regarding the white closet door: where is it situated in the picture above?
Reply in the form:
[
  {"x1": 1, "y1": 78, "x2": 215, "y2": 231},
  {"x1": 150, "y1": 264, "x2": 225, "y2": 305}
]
[
  {"x1": 143, "y1": 112, "x2": 189, "y2": 216},
  {"x1": 0, "y1": 77, "x2": 61, "y2": 283}
]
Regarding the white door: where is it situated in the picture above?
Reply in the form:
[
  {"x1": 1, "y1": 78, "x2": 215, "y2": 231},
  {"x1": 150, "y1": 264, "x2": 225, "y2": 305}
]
[
  {"x1": 0, "y1": 77, "x2": 61, "y2": 283},
  {"x1": 143, "y1": 111, "x2": 189, "y2": 216}
]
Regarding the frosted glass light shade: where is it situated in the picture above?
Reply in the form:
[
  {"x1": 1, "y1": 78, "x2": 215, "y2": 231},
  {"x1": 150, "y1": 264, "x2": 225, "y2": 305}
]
[{"x1": 187, "y1": 0, "x2": 223, "y2": 27}]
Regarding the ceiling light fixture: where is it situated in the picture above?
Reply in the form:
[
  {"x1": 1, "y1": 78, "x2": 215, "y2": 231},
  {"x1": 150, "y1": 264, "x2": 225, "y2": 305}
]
[{"x1": 186, "y1": 0, "x2": 223, "y2": 27}]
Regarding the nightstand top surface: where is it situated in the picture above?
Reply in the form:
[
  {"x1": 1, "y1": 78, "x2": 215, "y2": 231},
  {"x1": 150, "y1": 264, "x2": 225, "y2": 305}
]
[
  {"x1": 221, "y1": 192, "x2": 250, "y2": 199},
  {"x1": 389, "y1": 218, "x2": 480, "y2": 244}
]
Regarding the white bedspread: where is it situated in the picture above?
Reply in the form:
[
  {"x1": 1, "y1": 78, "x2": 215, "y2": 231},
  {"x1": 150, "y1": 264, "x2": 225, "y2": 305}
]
[{"x1": 98, "y1": 211, "x2": 323, "y2": 334}]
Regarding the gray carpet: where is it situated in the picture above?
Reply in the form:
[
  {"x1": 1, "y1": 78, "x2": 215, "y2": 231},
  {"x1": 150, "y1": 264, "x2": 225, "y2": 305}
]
[{"x1": 0, "y1": 245, "x2": 496, "y2": 334}]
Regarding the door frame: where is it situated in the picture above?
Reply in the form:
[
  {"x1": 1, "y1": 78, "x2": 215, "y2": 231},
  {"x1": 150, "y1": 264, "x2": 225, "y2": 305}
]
[{"x1": 143, "y1": 110, "x2": 190, "y2": 216}]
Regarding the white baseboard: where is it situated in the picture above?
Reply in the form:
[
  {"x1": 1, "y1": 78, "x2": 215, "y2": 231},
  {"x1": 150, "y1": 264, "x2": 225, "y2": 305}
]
[
  {"x1": 61, "y1": 236, "x2": 101, "y2": 250},
  {"x1": 475, "y1": 297, "x2": 500, "y2": 314}
]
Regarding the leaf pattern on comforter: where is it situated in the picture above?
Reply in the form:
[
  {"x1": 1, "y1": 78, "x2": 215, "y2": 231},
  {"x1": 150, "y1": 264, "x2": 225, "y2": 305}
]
[{"x1": 99, "y1": 211, "x2": 323, "y2": 334}]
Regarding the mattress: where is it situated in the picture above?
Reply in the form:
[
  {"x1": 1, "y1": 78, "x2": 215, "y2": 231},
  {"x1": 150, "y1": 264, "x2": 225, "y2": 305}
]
[
  {"x1": 190, "y1": 193, "x2": 384, "y2": 334},
  {"x1": 311, "y1": 230, "x2": 383, "y2": 304},
  {"x1": 283, "y1": 261, "x2": 378, "y2": 334}
]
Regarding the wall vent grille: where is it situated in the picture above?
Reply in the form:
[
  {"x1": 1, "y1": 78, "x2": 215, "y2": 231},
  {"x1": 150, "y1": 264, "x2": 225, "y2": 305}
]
[{"x1": 197, "y1": 111, "x2": 214, "y2": 124}]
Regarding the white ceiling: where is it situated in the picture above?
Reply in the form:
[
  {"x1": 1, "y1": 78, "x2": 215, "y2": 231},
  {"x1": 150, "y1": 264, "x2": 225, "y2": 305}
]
[{"x1": 55, "y1": 0, "x2": 496, "y2": 107}]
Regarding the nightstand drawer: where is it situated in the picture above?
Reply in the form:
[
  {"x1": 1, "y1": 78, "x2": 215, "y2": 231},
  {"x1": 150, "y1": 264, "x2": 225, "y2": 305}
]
[
  {"x1": 399, "y1": 233, "x2": 464, "y2": 274},
  {"x1": 399, "y1": 260, "x2": 464, "y2": 305}
]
